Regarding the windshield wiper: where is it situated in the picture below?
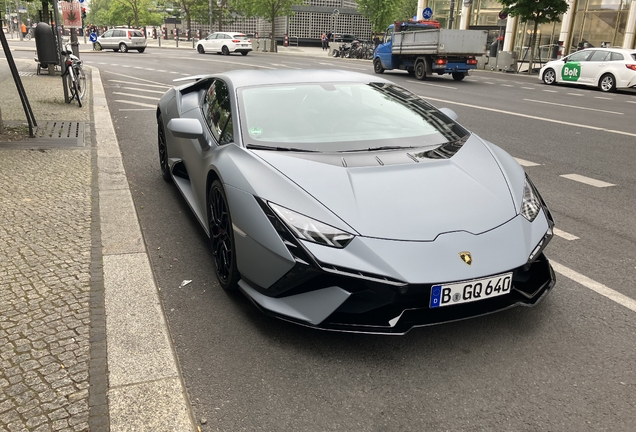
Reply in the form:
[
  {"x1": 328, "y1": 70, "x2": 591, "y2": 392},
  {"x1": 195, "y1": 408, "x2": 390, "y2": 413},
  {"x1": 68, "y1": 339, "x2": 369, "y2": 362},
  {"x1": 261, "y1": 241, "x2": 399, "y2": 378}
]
[
  {"x1": 246, "y1": 144, "x2": 317, "y2": 153},
  {"x1": 342, "y1": 146, "x2": 419, "y2": 153}
]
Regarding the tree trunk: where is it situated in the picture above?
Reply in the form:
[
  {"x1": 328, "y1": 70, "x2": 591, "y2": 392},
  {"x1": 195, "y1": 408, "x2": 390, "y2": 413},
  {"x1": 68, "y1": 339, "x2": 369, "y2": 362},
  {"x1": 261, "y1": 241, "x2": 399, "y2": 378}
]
[
  {"x1": 41, "y1": 2, "x2": 49, "y2": 24},
  {"x1": 527, "y1": 20, "x2": 539, "y2": 75}
]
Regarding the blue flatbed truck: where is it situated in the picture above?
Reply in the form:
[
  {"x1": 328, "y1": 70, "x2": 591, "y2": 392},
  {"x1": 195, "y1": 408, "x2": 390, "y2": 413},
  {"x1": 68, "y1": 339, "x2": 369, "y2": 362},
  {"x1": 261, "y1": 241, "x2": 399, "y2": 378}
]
[{"x1": 373, "y1": 22, "x2": 488, "y2": 81}]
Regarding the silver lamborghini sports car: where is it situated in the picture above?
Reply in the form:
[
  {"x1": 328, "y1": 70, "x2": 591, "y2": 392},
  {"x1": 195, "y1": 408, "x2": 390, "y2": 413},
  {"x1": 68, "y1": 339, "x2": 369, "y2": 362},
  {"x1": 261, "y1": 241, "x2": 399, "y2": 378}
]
[{"x1": 156, "y1": 69, "x2": 556, "y2": 334}]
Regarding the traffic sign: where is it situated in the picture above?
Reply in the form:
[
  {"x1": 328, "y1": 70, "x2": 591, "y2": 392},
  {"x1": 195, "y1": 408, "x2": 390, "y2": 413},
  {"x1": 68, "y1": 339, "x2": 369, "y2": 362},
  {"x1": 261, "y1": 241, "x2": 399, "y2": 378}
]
[
  {"x1": 498, "y1": 10, "x2": 508, "y2": 20},
  {"x1": 423, "y1": 7, "x2": 433, "y2": 20},
  {"x1": 89, "y1": 33, "x2": 97, "y2": 42}
]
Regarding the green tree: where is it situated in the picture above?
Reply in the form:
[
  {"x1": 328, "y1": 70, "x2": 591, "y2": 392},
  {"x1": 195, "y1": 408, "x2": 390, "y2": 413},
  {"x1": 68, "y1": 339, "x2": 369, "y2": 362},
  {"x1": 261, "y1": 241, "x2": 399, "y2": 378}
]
[
  {"x1": 499, "y1": 0, "x2": 569, "y2": 74},
  {"x1": 233, "y1": 0, "x2": 303, "y2": 52},
  {"x1": 356, "y1": 0, "x2": 400, "y2": 34}
]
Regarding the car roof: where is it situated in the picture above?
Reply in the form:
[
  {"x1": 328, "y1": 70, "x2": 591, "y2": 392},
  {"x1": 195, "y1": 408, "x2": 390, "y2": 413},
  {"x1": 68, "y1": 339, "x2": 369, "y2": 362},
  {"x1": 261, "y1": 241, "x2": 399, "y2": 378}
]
[
  {"x1": 215, "y1": 69, "x2": 391, "y2": 89},
  {"x1": 576, "y1": 47, "x2": 635, "y2": 55}
]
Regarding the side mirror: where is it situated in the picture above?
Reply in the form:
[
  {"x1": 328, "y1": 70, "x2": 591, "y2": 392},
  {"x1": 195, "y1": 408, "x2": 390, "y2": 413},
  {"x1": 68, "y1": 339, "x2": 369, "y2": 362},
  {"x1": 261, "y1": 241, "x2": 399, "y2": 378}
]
[
  {"x1": 439, "y1": 107, "x2": 458, "y2": 121},
  {"x1": 167, "y1": 118, "x2": 209, "y2": 150}
]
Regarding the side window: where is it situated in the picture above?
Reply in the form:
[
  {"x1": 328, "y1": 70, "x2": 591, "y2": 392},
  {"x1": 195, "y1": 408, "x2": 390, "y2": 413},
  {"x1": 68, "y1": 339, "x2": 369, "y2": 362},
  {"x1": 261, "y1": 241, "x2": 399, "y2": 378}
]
[
  {"x1": 207, "y1": 34, "x2": 217, "y2": 40},
  {"x1": 115, "y1": 30, "x2": 125, "y2": 38},
  {"x1": 102, "y1": 30, "x2": 113, "y2": 38},
  {"x1": 610, "y1": 52, "x2": 624, "y2": 61},
  {"x1": 203, "y1": 80, "x2": 233, "y2": 144},
  {"x1": 589, "y1": 51, "x2": 610, "y2": 62},
  {"x1": 568, "y1": 51, "x2": 592, "y2": 62}
]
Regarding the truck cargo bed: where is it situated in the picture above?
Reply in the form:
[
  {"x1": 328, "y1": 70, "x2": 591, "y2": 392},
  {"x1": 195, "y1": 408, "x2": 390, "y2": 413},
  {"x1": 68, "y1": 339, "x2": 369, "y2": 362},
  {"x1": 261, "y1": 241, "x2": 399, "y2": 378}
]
[{"x1": 393, "y1": 29, "x2": 488, "y2": 56}]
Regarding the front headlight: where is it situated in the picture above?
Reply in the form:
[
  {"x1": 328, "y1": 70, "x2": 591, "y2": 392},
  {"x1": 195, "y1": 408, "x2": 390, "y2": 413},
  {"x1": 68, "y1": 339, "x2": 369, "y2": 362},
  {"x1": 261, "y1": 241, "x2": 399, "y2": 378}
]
[
  {"x1": 520, "y1": 176, "x2": 542, "y2": 222},
  {"x1": 269, "y1": 203, "x2": 354, "y2": 248}
]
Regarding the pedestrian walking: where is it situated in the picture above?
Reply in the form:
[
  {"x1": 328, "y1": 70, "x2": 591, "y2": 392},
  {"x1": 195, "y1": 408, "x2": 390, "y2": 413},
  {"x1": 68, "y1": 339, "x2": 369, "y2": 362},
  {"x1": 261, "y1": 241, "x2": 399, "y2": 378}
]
[
  {"x1": 321, "y1": 32, "x2": 327, "y2": 51},
  {"x1": 21, "y1": 22, "x2": 27, "y2": 38}
]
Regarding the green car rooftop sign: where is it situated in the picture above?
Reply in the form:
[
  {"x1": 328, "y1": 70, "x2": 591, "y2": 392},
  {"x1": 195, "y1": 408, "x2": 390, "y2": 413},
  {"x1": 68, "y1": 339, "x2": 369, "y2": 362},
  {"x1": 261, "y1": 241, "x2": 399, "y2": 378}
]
[{"x1": 562, "y1": 62, "x2": 581, "y2": 81}]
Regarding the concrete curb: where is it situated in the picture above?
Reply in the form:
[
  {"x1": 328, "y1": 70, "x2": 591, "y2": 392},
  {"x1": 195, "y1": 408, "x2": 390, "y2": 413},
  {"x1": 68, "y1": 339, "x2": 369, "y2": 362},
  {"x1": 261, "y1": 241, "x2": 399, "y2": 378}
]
[{"x1": 91, "y1": 67, "x2": 196, "y2": 431}]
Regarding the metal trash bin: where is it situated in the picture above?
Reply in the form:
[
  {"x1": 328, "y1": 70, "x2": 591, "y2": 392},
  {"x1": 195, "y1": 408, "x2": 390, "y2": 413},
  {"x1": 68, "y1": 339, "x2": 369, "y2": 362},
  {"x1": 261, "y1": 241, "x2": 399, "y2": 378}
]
[{"x1": 34, "y1": 22, "x2": 59, "y2": 74}]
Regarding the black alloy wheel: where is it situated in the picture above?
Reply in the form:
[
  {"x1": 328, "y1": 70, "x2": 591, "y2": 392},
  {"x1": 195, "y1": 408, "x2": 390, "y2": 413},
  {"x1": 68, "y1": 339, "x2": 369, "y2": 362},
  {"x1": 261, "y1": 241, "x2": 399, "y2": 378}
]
[
  {"x1": 222, "y1": 45, "x2": 230, "y2": 55},
  {"x1": 157, "y1": 117, "x2": 171, "y2": 182},
  {"x1": 241, "y1": 51, "x2": 248, "y2": 56},
  {"x1": 197, "y1": 44, "x2": 205, "y2": 54},
  {"x1": 208, "y1": 180, "x2": 239, "y2": 291}
]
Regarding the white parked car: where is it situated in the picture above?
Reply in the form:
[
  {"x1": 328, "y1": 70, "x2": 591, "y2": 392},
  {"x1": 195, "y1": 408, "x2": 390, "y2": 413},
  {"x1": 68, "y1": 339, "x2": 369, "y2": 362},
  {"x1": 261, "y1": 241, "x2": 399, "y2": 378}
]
[
  {"x1": 539, "y1": 47, "x2": 636, "y2": 92},
  {"x1": 196, "y1": 32, "x2": 252, "y2": 56}
]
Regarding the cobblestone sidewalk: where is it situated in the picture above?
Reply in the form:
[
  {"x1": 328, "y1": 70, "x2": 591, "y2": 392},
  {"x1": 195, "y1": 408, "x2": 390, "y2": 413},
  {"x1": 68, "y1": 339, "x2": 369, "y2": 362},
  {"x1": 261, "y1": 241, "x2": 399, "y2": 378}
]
[{"x1": 1, "y1": 59, "x2": 97, "y2": 432}]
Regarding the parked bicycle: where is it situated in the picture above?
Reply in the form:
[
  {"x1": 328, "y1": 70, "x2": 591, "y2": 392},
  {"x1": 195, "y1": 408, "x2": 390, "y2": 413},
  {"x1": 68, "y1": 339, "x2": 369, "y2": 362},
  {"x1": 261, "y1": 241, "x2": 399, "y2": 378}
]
[
  {"x1": 61, "y1": 40, "x2": 86, "y2": 107},
  {"x1": 24, "y1": 28, "x2": 33, "y2": 40}
]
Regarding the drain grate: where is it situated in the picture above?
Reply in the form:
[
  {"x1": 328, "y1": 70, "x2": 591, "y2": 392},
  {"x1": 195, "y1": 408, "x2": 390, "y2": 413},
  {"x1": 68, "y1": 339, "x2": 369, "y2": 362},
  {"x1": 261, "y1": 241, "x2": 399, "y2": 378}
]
[
  {"x1": 19, "y1": 71, "x2": 36, "y2": 77},
  {"x1": 30, "y1": 121, "x2": 86, "y2": 147}
]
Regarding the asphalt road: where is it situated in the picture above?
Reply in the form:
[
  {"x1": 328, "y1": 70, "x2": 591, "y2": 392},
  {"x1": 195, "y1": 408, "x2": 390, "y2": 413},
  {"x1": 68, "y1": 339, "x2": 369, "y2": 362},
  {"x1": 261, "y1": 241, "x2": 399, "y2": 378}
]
[{"x1": 12, "y1": 47, "x2": 636, "y2": 431}]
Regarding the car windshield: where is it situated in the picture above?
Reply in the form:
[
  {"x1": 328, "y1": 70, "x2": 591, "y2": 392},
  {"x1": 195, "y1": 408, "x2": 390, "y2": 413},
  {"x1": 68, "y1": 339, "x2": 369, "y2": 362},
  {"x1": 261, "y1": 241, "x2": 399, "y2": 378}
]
[
  {"x1": 130, "y1": 31, "x2": 143, "y2": 37},
  {"x1": 238, "y1": 82, "x2": 467, "y2": 152}
]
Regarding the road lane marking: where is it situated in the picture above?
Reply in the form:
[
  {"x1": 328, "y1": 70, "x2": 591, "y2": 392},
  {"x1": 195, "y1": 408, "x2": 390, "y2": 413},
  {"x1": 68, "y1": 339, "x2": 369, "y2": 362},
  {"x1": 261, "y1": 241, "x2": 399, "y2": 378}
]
[
  {"x1": 270, "y1": 63, "x2": 301, "y2": 69},
  {"x1": 553, "y1": 228, "x2": 579, "y2": 241},
  {"x1": 567, "y1": 93, "x2": 584, "y2": 96},
  {"x1": 420, "y1": 96, "x2": 636, "y2": 138},
  {"x1": 560, "y1": 173, "x2": 615, "y2": 187},
  {"x1": 134, "y1": 67, "x2": 144, "y2": 69},
  {"x1": 484, "y1": 82, "x2": 495, "y2": 84},
  {"x1": 551, "y1": 261, "x2": 636, "y2": 314},
  {"x1": 407, "y1": 80, "x2": 457, "y2": 90},
  {"x1": 112, "y1": 92, "x2": 160, "y2": 101},
  {"x1": 108, "y1": 79, "x2": 170, "y2": 89},
  {"x1": 594, "y1": 96, "x2": 613, "y2": 100},
  {"x1": 114, "y1": 100, "x2": 157, "y2": 108},
  {"x1": 106, "y1": 71, "x2": 173, "y2": 87},
  {"x1": 501, "y1": 84, "x2": 514, "y2": 87},
  {"x1": 543, "y1": 89, "x2": 558, "y2": 93},
  {"x1": 521, "y1": 87, "x2": 535, "y2": 90},
  {"x1": 118, "y1": 109, "x2": 155, "y2": 111},
  {"x1": 513, "y1": 157, "x2": 541, "y2": 167},
  {"x1": 627, "y1": 101, "x2": 636, "y2": 104},
  {"x1": 120, "y1": 87, "x2": 167, "y2": 94},
  {"x1": 523, "y1": 99, "x2": 623, "y2": 115},
  {"x1": 189, "y1": 57, "x2": 276, "y2": 69}
]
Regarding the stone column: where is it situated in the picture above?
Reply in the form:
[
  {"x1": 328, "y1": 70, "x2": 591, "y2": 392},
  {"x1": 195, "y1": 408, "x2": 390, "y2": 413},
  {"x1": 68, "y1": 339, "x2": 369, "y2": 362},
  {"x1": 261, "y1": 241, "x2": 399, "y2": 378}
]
[
  {"x1": 417, "y1": 0, "x2": 426, "y2": 21},
  {"x1": 460, "y1": 1, "x2": 473, "y2": 30},
  {"x1": 502, "y1": 15, "x2": 517, "y2": 51},
  {"x1": 558, "y1": 0, "x2": 578, "y2": 55},
  {"x1": 624, "y1": 0, "x2": 636, "y2": 49}
]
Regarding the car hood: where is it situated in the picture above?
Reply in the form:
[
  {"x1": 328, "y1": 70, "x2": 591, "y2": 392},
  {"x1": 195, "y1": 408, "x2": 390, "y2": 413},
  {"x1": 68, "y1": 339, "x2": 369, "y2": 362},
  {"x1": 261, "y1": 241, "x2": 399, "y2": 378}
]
[{"x1": 254, "y1": 135, "x2": 518, "y2": 241}]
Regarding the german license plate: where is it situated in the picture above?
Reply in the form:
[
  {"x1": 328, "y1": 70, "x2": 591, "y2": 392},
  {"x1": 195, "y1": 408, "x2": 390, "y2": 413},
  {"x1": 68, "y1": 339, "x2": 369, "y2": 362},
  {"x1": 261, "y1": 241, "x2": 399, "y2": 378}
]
[{"x1": 430, "y1": 273, "x2": 512, "y2": 308}]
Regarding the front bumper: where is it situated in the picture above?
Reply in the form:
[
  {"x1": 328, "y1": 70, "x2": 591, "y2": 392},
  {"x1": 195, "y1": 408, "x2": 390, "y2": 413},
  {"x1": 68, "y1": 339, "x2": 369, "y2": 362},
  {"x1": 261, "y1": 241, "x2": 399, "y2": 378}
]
[{"x1": 239, "y1": 253, "x2": 555, "y2": 334}]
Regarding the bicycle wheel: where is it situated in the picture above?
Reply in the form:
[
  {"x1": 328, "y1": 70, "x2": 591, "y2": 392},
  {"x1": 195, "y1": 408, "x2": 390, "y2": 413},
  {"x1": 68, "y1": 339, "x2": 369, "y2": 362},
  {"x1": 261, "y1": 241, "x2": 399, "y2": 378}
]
[
  {"x1": 75, "y1": 67, "x2": 87, "y2": 100},
  {"x1": 66, "y1": 68, "x2": 82, "y2": 107}
]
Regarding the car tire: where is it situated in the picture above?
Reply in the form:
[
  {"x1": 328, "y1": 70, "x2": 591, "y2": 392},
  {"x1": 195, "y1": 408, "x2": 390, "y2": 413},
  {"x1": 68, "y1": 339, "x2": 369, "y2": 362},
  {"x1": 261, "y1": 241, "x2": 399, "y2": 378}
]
[
  {"x1": 138, "y1": 48, "x2": 145, "y2": 53},
  {"x1": 415, "y1": 60, "x2": 426, "y2": 80},
  {"x1": 542, "y1": 68, "x2": 557, "y2": 85},
  {"x1": 94, "y1": 42, "x2": 102, "y2": 51},
  {"x1": 208, "y1": 180, "x2": 239, "y2": 291},
  {"x1": 197, "y1": 44, "x2": 205, "y2": 54},
  {"x1": 157, "y1": 116, "x2": 171, "y2": 182},
  {"x1": 373, "y1": 58, "x2": 384, "y2": 74},
  {"x1": 112, "y1": 49, "x2": 118, "y2": 52},
  {"x1": 241, "y1": 51, "x2": 248, "y2": 56},
  {"x1": 222, "y1": 45, "x2": 230, "y2": 55},
  {"x1": 598, "y1": 73, "x2": 616, "y2": 92},
  {"x1": 119, "y1": 43, "x2": 128, "y2": 53},
  {"x1": 452, "y1": 72, "x2": 465, "y2": 81}
]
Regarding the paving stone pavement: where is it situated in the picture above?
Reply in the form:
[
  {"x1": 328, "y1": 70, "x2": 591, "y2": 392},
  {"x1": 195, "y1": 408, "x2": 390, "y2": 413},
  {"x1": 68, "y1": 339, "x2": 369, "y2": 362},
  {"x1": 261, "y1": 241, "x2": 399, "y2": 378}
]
[
  {"x1": 0, "y1": 149, "x2": 92, "y2": 431},
  {"x1": 0, "y1": 55, "x2": 101, "y2": 432}
]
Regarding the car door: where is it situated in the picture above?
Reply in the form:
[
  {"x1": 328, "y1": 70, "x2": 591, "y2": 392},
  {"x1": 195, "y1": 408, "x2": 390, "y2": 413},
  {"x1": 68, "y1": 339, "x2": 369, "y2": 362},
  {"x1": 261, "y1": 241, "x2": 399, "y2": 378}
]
[
  {"x1": 100, "y1": 30, "x2": 114, "y2": 48},
  {"x1": 580, "y1": 50, "x2": 610, "y2": 84},
  {"x1": 203, "y1": 33, "x2": 217, "y2": 51},
  {"x1": 559, "y1": 50, "x2": 592, "y2": 85}
]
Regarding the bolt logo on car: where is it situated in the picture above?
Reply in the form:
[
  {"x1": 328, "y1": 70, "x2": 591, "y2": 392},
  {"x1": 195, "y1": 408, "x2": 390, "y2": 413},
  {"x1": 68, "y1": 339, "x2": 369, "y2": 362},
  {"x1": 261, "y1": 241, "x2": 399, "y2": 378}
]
[
  {"x1": 459, "y1": 251, "x2": 472, "y2": 266},
  {"x1": 562, "y1": 63, "x2": 581, "y2": 81}
]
